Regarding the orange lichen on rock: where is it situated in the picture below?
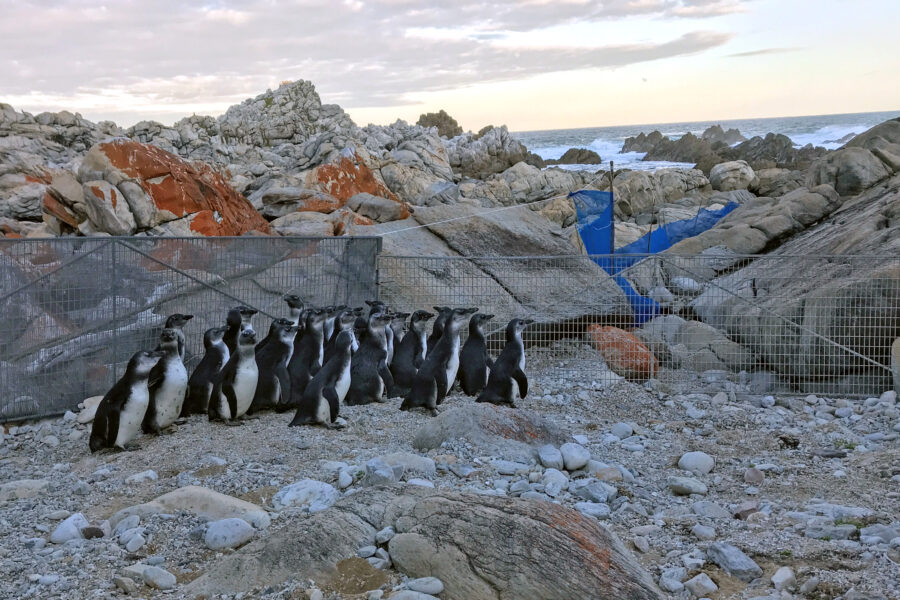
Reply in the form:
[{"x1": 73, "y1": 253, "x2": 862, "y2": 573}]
[
  {"x1": 588, "y1": 325, "x2": 658, "y2": 380},
  {"x1": 313, "y1": 152, "x2": 397, "y2": 204}
]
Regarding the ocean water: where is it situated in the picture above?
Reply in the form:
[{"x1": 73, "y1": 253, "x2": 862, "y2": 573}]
[{"x1": 514, "y1": 110, "x2": 900, "y2": 172}]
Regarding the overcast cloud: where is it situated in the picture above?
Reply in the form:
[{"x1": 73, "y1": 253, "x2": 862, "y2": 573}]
[{"x1": 0, "y1": 0, "x2": 745, "y2": 123}]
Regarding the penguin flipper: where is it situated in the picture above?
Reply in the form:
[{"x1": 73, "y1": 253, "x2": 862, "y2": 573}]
[
  {"x1": 323, "y1": 386, "x2": 340, "y2": 422},
  {"x1": 485, "y1": 352, "x2": 494, "y2": 370},
  {"x1": 378, "y1": 359, "x2": 394, "y2": 397},
  {"x1": 224, "y1": 385, "x2": 239, "y2": 421},
  {"x1": 513, "y1": 368, "x2": 528, "y2": 399},
  {"x1": 141, "y1": 398, "x2": 158, "y2": 434},
  {"x1": 275, "y1": 365, "x2": 292, "y2": 407},
  {"x1": 434, "y1": 369, "x2": 448, "y2": 406}
]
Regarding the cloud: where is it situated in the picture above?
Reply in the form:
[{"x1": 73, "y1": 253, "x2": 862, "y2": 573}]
[
  {"x1": 0, "y1": 0, "x2": 741, "y2": 123},
  {"x1": 728, "y1": 47, "x2": 801, "y2": 58}
]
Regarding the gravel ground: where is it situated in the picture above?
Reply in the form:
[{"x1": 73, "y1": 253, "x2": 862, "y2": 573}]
[{"x1": 1, "y1": 360, "x2": 899, "y2": 600}]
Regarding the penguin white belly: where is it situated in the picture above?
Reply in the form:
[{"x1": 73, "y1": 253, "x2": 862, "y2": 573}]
[
  {"x1": 316, "y1": 343, "x2": 324, "y2": 369},
  {"x1": 445, "y1": 337, "x2": 461, "y2": 387},
  {"x1": 351, "y1": 333, "x2": 359, "y2": 353},
  {"x1": 417, "y1": 333, "x2": 427, "y2": 362},
  {"x1": 116, "y1": 386, "x2": 149, "y2": 448},
  {"x1": 316, "y1": 392, "x2": 331, "y2": 424},
  {"x1": 217, "y1": 392, "x2": 232, "y2": 420},
  {"x1": 233, "y1": 362, "x2": 259, "y2": 417},
  {"x1": 335, "y1": 363, "x2": 352, "y2": 403},
  {"x1": 154, "y1": 363, "x2": 188, "y2": 429}
]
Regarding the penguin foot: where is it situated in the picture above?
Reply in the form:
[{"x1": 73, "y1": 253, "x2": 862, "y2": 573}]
[
  {"x1": 174, "y1": 418, "x2": 188, "y2": 425},
  {"x1": 121, "y1": 444, "x2": 141, "y2": 452},
  {"x1": 327, "y1": 421, "x2": 346, "y2": 430},
  {"x1": 225, "y1": 420, "x2": 243, "y2": 427},
  {"x1": 429, "y1": 408, "x2": 439, "y2": 417},
  {"x1": 162, "y1": 426, "x2": 178, "y2": 435}
]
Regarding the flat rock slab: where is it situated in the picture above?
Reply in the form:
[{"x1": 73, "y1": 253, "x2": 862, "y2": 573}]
[
  {"x1": 110, "y1": 485, "x2": 270, "y2": 529},
  {"x1": 412, "y1": 403, "x2": 568, "y2": 462},
  {"x1": 185, "y1": 486, "x2": 662, "y2": 600}
]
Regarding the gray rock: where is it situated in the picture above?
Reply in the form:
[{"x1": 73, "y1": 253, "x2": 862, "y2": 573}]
[
  {"x1": 0, "y1": 479, "x2": 50, "y2": 502},
  {"x1": 407, "y1": 577, "x2": 444, "y2": 595},
  {"x1": 659, "y1": 567, "x2": 686, "y2": 593},
  {"x1": 575, "y1": 502, "x2": 611, "y2": 519},
  {"x1": 113, "y1": 576, "x2": 139, "y2": 595},
  {"x1": 771, "y1": 566, "x2": 796, "y2": 591},
  {"x1": 707, "y1": 542, "x2": 763, "y2": 582},
  {"x1": 805, "y1": 521, "x2": 858, "y2": 540},
  {"x1": 667, "y1": 477, "x2": 708, "y2": 496},
  {"x1": 124, "y1": 531, "x2": 146, "y2": 552},
  {"x1": 537, "y1": 444, "x2": 564, "y2": 470},
  {"x1": 49, "y1": 513, "x2": 88, "y2": 544},
  {"x1": 559, "y1": 442, "x2": 590, "y2": 471},
  {"x1": 389, "y1": 592, "x2": 439, "y2": 600},
  {"x1": 204, "y1": 518, "x2": 255, "y2": 550},
  {"x1": 357, "y1": 545, "x2": 376, "y2": 558},
  {"x1": 691, "y1": 524, "x2": 716, "y2": 540},
  {"x1": 677, "y1": 451, "x2": 715, "y2": 475},
  {"x1": 375, "y1": 526, "x2": 396, "y2": 545},
  {"x1": 610, "y1": 422, "x2": 633, "y2": 439},
  {"x1": 114, "y1": 515, "x2": 141, "y2": 538},
  {"x1": 541, "y1": 469, "x2": 569, "y2": 497},
  {"x1": 710, "y1": 160, "x2": 756, "y2": 191},
  {"x1": 142, "y1": 565, "x2": 177, "y2": 590},
  {"x1": 111, "y1": 486, "x2": 270, "y2": 529},
  {"x1": 272, "y1": 479, "x2": 339, "y2": 513},
  {"x1": 125, "y1": 469, "x2": 158, "y2": 484},
  {"x1": 684, "y1": 572, "x2": 718, "y2": 596}
]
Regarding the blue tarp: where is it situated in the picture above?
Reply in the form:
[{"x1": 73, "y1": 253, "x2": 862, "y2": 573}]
[{"x1": 571, "y1": 189, "x2": 738, "y2": 325}]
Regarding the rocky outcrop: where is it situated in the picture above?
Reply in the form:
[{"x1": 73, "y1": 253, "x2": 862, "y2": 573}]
[
  {"x1": 610, "y1": 168, "x2": 711, "y2": 218},
  {"x1": 185, "y1": 486, "x2": 663, "y2": 600},
  {"x1": 843, "y1": 118, "x2": 900, "y2": 172},
  {"x1": 545, "y1": 147, "x2": 602, "y2": 165},
  {"x1": 445, "y1": 126, "x2": 528, "y2": 180},
  {"x1": 76, "y1": 139, "x2": 269, "y2": 236},
  {"x1": 709, "y1": 160, "x2": 756, "y2": 191},
  {"x1": 749, "y1": 168, "x2": 804, "y2": 197},
  {"x1": 701, "y1": 125, "x2": 746, "y2": 145},
  {"x1": 416, "y1": 109, "x2": 463, "y2": 138},
  {"x1": 636, "y1": 314, "x2": 753, "y2": 372},
  {"x1": 807, "y1": 147, "x2": 891, "y2": 196},
  {"x1": 621, "y1": 130, "x2": 665, "y2": 153}
]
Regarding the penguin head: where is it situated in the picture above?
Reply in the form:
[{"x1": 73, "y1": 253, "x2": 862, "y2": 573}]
[
  {"x1": 165, "y1": 313, "x2": 193, "y2": 328},
  {"x1": 131, "y1": 350, "x2": 164, "y2": 375},
  {"x1": 369, "y1": 312, "x2": 393, "y2": 328},
  {"x1": 328, "y1": 305, "x2": 348, "y2": 318},
  {"x1": 307, "y1": 307, "x2": 329, "y2": 326},
  {"x1": 391, "y1": 312, "x2": 410, "y2": 328},
  {"x1": 366, "y1": 300, "x2": 386, "y2": 316},
  {"x1": 238, "y1": 306, "x2": 259, "y2": 324},
  {"x1": 449, "y1": 307, "x2": 478, "y2": 329},
  {"x1": 470, "y1": 313, "x2": 494, "y2": 332},
  {"x1": 506, "y1": 318, "x2": 533, "y2": 339},
  {"x1": 274, "y1": 318, "x2": 299, "y2": 342},
  {"x1": 205, "y1": 326, "x2": 228, "y2": 344},
  {"x1": 283, "y1": 294, "x2": 304, "y2": 310},
  {"x1": 338, "y1": 308, "x2": 359, "y2": 328},
  {"x1": 335, "y1": 330, "x2": 354, "y2": 351},
  {"x1": 238, "y1": 328, "x2": 258, "y2": 348},
  {"x1": 159, "y1": 327, "x2": 180, "y2": 349}
]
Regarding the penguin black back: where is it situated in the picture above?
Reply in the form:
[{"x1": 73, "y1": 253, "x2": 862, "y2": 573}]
[
  {"x1": 477, "y1": 318, "x2": 533, "y2": 407},
  {"x1": 389, "y1": 310, "x2": 434, "y2": 395},
  {"x1": 182, "y1": 325, "x2": 228, "y2": 416},
  {"x1": 224, "y1": 306, "x2": 258, "y2": 355},
  {"x1": 345, "y1": 312, "x2": 394, "y2": 406},
  {"x1": 90, "y1": 350, "x2": 163, "y2": 452},
  {"x1": 251, "y1": 318, "x2": 298, "y2": 413},
  {"x1": 290, "y1": 330, "x2": 354, "y2": 428},
  {"x1": 426, "y1": 306, "x2": 452, "y2": 357},
  {"x1": 458, "y1": 313, "x2": 495, "y2": 396},
  {"x1": 286, "y1": 307, "x2": 328, "y2": 410}
]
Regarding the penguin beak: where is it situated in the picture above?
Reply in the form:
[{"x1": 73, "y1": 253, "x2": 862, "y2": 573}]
[
  {"x1": 184, "y1": 314, "x2": 194, "y2": 320},
  {"x1": 524, "y1": 319, "x2": 535, "y2": 325},
  {"x1": 485, "y1": 314, "x2": 495, "y2": 320}
]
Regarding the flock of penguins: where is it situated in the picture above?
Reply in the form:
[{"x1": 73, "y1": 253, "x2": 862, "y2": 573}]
[{"x1": 89, "y1": 296, "x2": 534, "y2": 452}]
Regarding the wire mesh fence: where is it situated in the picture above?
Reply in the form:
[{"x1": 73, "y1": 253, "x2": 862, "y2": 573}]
[
  {"x1": 0, "y1": 236, "x2": 380, "y2": 421},
  {"x1": 2, "y1": 238, "x2": 898, "y2": 422},
  {"x1": 377, "y1": 252, "x2": 900, "y2": 398}
]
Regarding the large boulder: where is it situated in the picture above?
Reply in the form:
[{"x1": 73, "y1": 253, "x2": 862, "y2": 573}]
[
  {"x1": 750, "y1": 168, "x2": 804, "y2": 197},
  {"x1": 588, "y1": 326, "x2": 658, "y2": 380},
  {"x1": 636, "y1": 314, "x2": 753, "y2": 372},
  {"x1": 843, "y1": 119, "x2": 900, "y2": 173},
  {"x1": 445, "y1": 126, "x2": 528, "y2": 179},
  {"x1": 709, "y1": 160, "x2": 756, "y2": 191},
  {"x1": 806, "y1": 147, "x2": 890, "y2": 196},
  {"x1": 545, "y1": 147, "x2": 602, "y2": 165},
  {"x1": 347, "y1": 192, "x2": 410, "y2": 223},
  {"x1": 76, "y1": 139, "x2": 270, "y2": 235},
  {"x1": 185, "y1": 486, "x2": 663, "y2": 600},
  {"x1": 611, "y1": 168, "x2": 711, "y2": 218},
  {"x1": 110, "y1": 486, "x2": 271, "y2": 529},
  {"x1": 416, "y1": 109, "x2": 463, "y2": 138},
  {"x1": 701, "y1": 125, "x2": 746, "y2": 145}
]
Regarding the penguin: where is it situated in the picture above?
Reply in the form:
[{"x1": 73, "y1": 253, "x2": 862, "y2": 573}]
[
  {"x1": 476, "y1": 318, "x2": 533, "y2": 407},
  {"x1": 389, "y1": 310, "x2": 434, "y2": 396},
  {"x1": 323, "y1": 306, "x2": 362, "y2": 364},
  {"x1": 385, "y1": 312, "x2": 410, "y2": 366},
  {"x1": 286, "y1": 307, "x2": 328, "y2": 409},
  {"x1": 89, "y1": 350, "x2": 163, "y2": 452},
  {"x1": 209, "y1": 328, "x2": 259, "y2": 423},
  {"x1": 224, "y1": 306, "x2": 258, "y2": 355},
  {"x1": 250, "y1": 318, "x2": 298, "y2": 413},
  {"x1": 284, "y1": 294, "x2": 305, "y2": 324},
  {"x1": 425, "y1": 306, "x2": 453, "y2": 357},
  {"x1": 322, "y1": 305, "x2": 347, "y2": 345},
  {"x1": 458, "y1": 313, "x2": 495, "y2": 396},
  {"x1": 389, "y1": 312, "x2": 409, "y2": 345},
  {"x1": 345, "y1": 312, "x2": 395, "y2": 405},
  {"x1": 142, "y1": 328, "x2": 189, "y2": 434},
  {"x1": 155, "y1": 313, "x2": 193, "y2": 361},
  {"x1": 289, "y1": 330, "x2": 353, "y2": 428},
  {"x1": 354, "y1": 300, "x2": 386, "y2": 345},
  {"x1": 401, "y1": 307, "x2": 477, "y2": 415},
  {"x1": 181, "y1": 326, "x2": 229, "y2": 416}
]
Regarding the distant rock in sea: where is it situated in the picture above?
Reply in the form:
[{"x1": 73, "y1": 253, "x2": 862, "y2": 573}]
[{"x1": 545, "y1": 148, "x2": 602, "y2": 165}]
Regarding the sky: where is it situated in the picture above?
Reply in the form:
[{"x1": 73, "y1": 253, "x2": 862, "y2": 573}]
[{"x1": 1, "y1": 0, "x2": 898, "y2": 132}]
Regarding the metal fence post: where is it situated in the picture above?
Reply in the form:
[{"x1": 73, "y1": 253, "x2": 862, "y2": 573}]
[{"x1": 111, "y1": 239, "x2": 119, "y2": 382}]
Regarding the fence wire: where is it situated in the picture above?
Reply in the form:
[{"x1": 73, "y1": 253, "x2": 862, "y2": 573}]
[
  {"x1": 0, "y1": 236, "x2": 380, "y2": 421},
  {"x1": 1, "y1": 240, "x2": 898, "y2": 422}
]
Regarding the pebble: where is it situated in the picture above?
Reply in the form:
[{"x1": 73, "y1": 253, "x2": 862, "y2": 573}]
[
  {"x1": 678, "y1": 451, "x2": 715, "y2": 475},
  {"x1": 375, "y1": 526, "x2": 396, "y2": 544},
  {"x1": 692, "y1": 500, "x2": 730, "y2": 518},
  {"x1": 659, "y1": 567, "x2": 686, "y2": 592},
  {"x1": 113, "y1": 576, "x2": 139, "y2": 595},
  {"x1": 357, "y1": 545, "x2": 377, "y2": 558},
  {"x1": 772, "y1": 566, "x2": 796, "y2": 591},
  {"x1": 42, "y1": 435, "x2": 60, "y2": 447},
  {"x1": 537, "y1": 444, "x2": 564, "y2": 470},
  {"x1": 559, "y1": 443, "x2": 590, "y2": 471},
  {"x1": 272, "y1": 479, "x2": 339, "y2": 513},
  {"x1": 49, "y1": 513, "x2": 88, "y2": 544},
  {"x1": 204, "y1": 518, "x2": 255, "y2": 550},
  {"x1": 575, "y1": 502, "x2": 610, "y2": 519},
  {"x1": 685, "y1": 572, "x2": 718, "y2": 596},
  {"x1": 667, "y1": 476, "x2": 708, "y2": 496},
  {"x1": 389, "y1": 592, "x2": 440, "y2": 600},
  {"x1": 632, "y1": 536, "x2": 649, "y2": 553},
  {"x1": 407, "y1": 577, "x2": 444, "y2": 595},
  {"x1": 142, "y1": 565, "x2": 177, "y2": 590},
  {"x1": 743, "y1": 467, "x2": 765, "y2": 484},
  {"x1": 124, "y1": 532, "x2": 146, "y2": 553},
  {"x1": 691, "y1": 524, "x2": 716, "y2": 540},
  {"x1": 611, "y1": 422, "x2": 633, "y2": 439}
]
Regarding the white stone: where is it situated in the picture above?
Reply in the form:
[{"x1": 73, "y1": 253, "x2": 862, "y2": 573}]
[
  {"x1": 559, "y1": 442, "x2": 590, "y2": 471},
  {"x1": 50, "y1": 513, "x2": 88, "y2": 544},
  {"x1": 678, "y1": 451, "x2": 715, "y2": 475},
  {"x1": 204, "y1": 518, "x2": 255, "y2": 550},
  {"x1": 691, "y1": 524, "x2": 716, "y2": 540},
  {"x1": 142, "y1": 565, "x2": 176, "y2": 590},
  {"x1": 272, "y1": 479, "x2": 339, "y2": 513},
  {"x1": 375, "y1": 526, "x2": 395, "y2": 544},
  {"x1": 684, "y1": 572, "x2": 718, "y2": 596},
  {"x1": 575, "y1": 502, "x2": 611, "y2": 519},
  {"x1": 112, "y1": 486, "x2": 271, "y2": 530},
  {"x1": 125, "y1": 470, "x2": 158, "y2": 484},
  {"x1": 0, "y1": 479, "x2": 50, "y2": 502},
  {"x1": 668, "y1": 476, "x2": 708, "y2": 496},
  {"x1": 771, "y1": 566, "x2": 796, "y2": 591},
  {"x1": 610, "y1": 422, "x2": 633, "y2": 439},
  {"x1": 537, "y1": 444, "x2": 564, "y2": 469}
]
